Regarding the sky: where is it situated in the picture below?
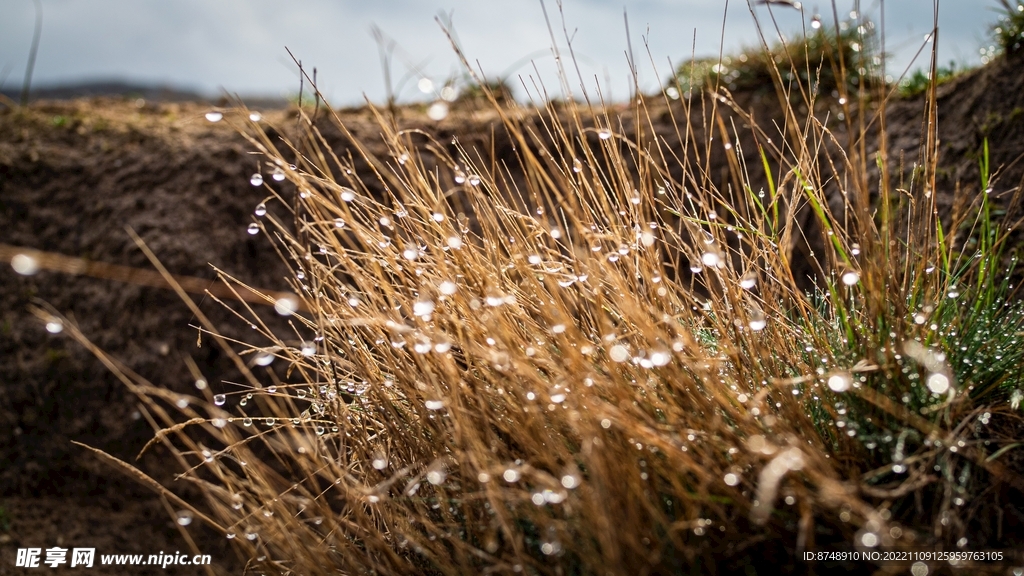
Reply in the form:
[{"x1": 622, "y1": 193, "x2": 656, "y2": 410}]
[{"x1": 0, "y1": 1, "x2": 1004, "y2": 107}]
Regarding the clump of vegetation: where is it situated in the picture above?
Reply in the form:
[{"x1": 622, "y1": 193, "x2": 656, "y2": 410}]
[
  {"x1": 51, "y1": 6, "x2": 1024, "y2": 575},
  {"x1": 994, "y1": 0, "x2": 1024, "y2": 55},
  {"x1": 671, "y1": 16, "x2": 876, "y2": 98},
  {"x1": 897, "y1": 61, "x2": 962, "y2": 97}
]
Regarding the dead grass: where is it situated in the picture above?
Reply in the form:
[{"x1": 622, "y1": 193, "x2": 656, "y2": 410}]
[{"x1": 44, "y1": 3, "x2": 1024, "y2": 574}]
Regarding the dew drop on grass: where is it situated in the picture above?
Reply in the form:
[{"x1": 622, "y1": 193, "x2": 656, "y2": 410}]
[
  {"x1": 417, "y1": 77, "x2": 434, "y2": 93},
  {"x1": 427, "y1": 469, "x2": 446, "y2": 485},
  {"x1": 926, "y1": 373, "x2": 950, "y2": 394},
  {"x1": 649, "y1": 349, "x2": 671, "y2": 367},
  {"x1": 403, "y1": 246, "x2": 419, "y2": 261},
  {"x1": 597, "y1": 128, "x2": 612, "y2": 140},
  {"x1": 573, "y1": 158, "x2": 582, "y2": 173},
  {"x1": 689, "y1": 260, "x2": 704, "y2": 273},
  {"x1": 45, "y1": 319, "x2": 63, "y2": 334},
  {"x1": 271, "y1": 168, "x2": 285, "y2": 182},
  {"x1": 340, "y1": 188, "x2": 356, "y2": 202},
  {"x1": 254, "y1": 351, "x2": 275, "y2": 366},
  {"x1": 175, "y1": 510, "x2": 193, "y2": 526},
  {"x1": 248, "y1": 112, "x2": 262, "y2": 122},
  {"x1": 425, "y1": 400, "x2": 444, "y2": 410},
  {"x1": 247, "y1": 223, "x2": 260, "y2": 235},
  {"x1": 205, "y1": 111, "x2": 223, "y2": 122},
  {"x1": 254, "y1": 203, "x2": 267, "y2": 217},
  {"x1": 274, "y1": 295, "x2": 299, "y2": 316},
  {"x1": 372, "y1": 456, "x2": 387, "y2": 470},
  {"x1": 413, "y1": 299, "x2": 435, "y2": 317},
  {"x1": 446, "y1": 236, "x2": 463, "y2": 250},
  {"x1": 811, "y1": 15, "x2": 822, "y2": 29},
  {"x1": 242, "y1": 417, "x2": 253, "y2": 427},
  {"x1": 11, "y1": 254, "x2": 40, "y2": 275},
  {"x1": 724, "y1": 473, "x2": 740, "y2": 486},
  {"x1": 503, "y1": 469, "x2": 521, "y2": 482},
  {"x1": 609, "y1": 344, "x2": 629, "y2": 362},
  {"x1": 250, "y1": 173, "x2": 263, "y2": 186},
  {"x1": 439, "y1": 280, "x2": 457, "y2": 295},
  {"x1": 701, "y1": 252, "x2": 721, "y2": 268},
  {"x1": 841, "y1": 270, "x2": 860, "y2": 286},
  {"x1": 748, "y1": 309, "x2": 767, "y2": 331},
  {"x1": 467, "y1": 174, "x2": 481, "y2": 186},
  {"x1": 740, "y1": 271, "x2": 757, "y2": 289},
  {"x1": 827, "y1": 372, "x2": 851, "y2": 392},
  {"x1": 213, "y1": 394, "x2": 226, "y2": 406}
]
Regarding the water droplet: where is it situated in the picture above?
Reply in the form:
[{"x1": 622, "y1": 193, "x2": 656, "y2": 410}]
[
  {"x1": 253, "y1": 202, "x2": 267, "y2": 217},
  {"x1": 271, "y1": 168, "x2": 285, "y2": 182},
  {"x1": 827, "y1": 372, "x2": 852, "y2": 392},
  {"x1": 247, "y1": 223, "x2": 260, "y2": 235},
  {"x1": 254, "y1": 351, "x2": 275, "y2": 366},
  {"x1": 403, "y1": 245, "x2": 419, "y2": 261},
  {"x1": 649, "y1": 349, "x2": 670, "y2": 367},
  {"x1": 11, "y1": 254, "x2": 40, "y2": 275},
  {"x1": 573, "y1": 158, "x2": 582, "y2": 172},
  {"x1": 841, "y1": 270, "x2": 860, "y2": 286},
  {"x1": 446, "y1": 236, "x2": 463, "y2": 250},
  {"x1": 748, "y1": 308, "x2": 767, "y2": 331},
  {"x1": 598, "y1": 128, "x2": 612, "y2": 140},
  {"x1": 467, "y1": 174, "x2": 481, "y2": 186},
  {"x1": 413, "y1": 299, "x2": 435, "y2": 317},
  {"x1": 503, "y1": 469, "x2": 521, "y2": 482},
  {"x1": 274, "y1": 295, "x2": 299, "y2": 316},
  {"x1": 427, "y1": 469, "x2": 446, "y2": 485},
  {"x1": 242, "y1": 417, "x2": 253, "y2": 427},
  {"x1": 248, "y1": 111, "x2": 262, "y2": 122},
  {"x1": 689, "y1": 260, "x2": 703, "y2": 273},
  {"x1": 427, "y1": 101, "x2": 449, "y2": 121},
  {"x1": 609, "y1": 344, "x2": 629, "y2": 362},
  {"x1": 45, "y1": 319, "x2": 63, "y2": 334},
  {"x1": 372, "y1": 456, "x2": 387, "y2": 470},
  {"x1": 340, "y1": 188, "x2": 356, "y2": 202},
  {"x1": 250, "y1": 173, "x2": 263, "y2": 186},
  {"x1": 811, "y1": 15, "x2": 822, "y2": 29},
  {"x1": 213, "y1": 394, "x2": 226, "y2": 406},
  {"x1": 205, "y1": 111, "x2": 223, "y2": 122},
  {"x1": 926, "y1": 373, "x2": 950, "y2": 394},
  {"x1": 425, "y1": 400, "x2": 444, "y2": 410},
  {"x1": 724, "y1": 473, "x2": 740, "y2": 486},
  {"x1": 175, "y1": 510, "x2": 193, "y2": 526},
  {"x1": 439, "y1": 280, "x2": 457, "y2": 295},
  {"x1": 701, "y1": 251, "x2": 721, "y2": 267},
  {"x1": 740, "y1": 270, "x2": 757, "y2": 289},
  {"x1": 417, "y1": 77, "x2": 434, "y2": 93},
  {"x1": 858, "y1": 531, "x2": 879, "y2": 547},
  {"x1": 561, "y1": 474, "x2": 579, "y2": 489}
]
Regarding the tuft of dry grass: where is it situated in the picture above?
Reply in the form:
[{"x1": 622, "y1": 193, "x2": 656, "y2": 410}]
[{"x1": 52, "y1": 3, "x2": 1024, "y2": 574}]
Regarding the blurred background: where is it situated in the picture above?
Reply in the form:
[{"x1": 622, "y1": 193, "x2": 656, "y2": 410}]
[{"x1": 0, "y1": 0, "x2": 1002, "y2": 107}]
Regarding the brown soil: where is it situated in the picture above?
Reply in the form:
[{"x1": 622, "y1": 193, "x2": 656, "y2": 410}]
[{"x1": 1, "y1": 50, "x2": 1023, "y2": 575}]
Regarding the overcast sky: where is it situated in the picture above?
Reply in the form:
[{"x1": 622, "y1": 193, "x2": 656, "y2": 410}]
[{"x1": 0, "y1": 1, "x2": 1003, "y2": 106}]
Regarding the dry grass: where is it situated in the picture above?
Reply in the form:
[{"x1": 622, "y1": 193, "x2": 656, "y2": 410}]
[{"x1": 45, "y1": 4, "x2": 1024, "y2": 575}]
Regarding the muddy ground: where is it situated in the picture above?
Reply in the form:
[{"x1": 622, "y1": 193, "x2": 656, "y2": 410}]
[{"x1": 1, "y1": 50, "x2": 1023, "y2": 575}]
